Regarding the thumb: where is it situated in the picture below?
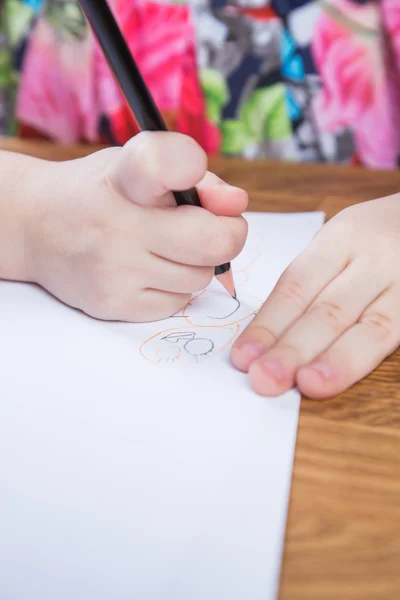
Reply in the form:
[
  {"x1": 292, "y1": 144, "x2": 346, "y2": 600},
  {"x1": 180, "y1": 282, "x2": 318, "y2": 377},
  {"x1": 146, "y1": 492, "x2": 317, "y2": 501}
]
[
  {"x1": 196, "y1": 171, "x2": 248, "y2": 217},
  {"x1": 106, "y1": 131, "x2": 208, "y2": 208}
]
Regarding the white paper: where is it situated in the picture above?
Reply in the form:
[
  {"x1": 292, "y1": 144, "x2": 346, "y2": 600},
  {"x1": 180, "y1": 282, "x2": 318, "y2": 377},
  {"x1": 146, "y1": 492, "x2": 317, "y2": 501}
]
[{"x1": 0, "y1": 211, "x2": 324, "y2": 600}]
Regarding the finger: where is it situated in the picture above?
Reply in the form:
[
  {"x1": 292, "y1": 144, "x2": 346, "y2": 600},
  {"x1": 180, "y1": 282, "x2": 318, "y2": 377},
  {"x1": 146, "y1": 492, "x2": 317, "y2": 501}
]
[
  {"x1": 107, "y1": 131, "x2": 208, "y2": 207},
  {"x1": 296, "y1": 284, "x2": 400, "y2": 398},
  {"x1": 231, "y1": 225, "x2": 349, "y2": 372},
  {"x1": 146, "y1": 254, "x2": 214, "y2": 294},
  {"x1": 134, "y1": 289, "x2": 193, "y2": 323},
  {"x1": 147, "y1": 205, "x2": 248, "y2": 267},
  {"x1": 243, "y1": 262, "x2": 388, "y2": 396},
  {"x1": 107, "y1": 132, "x2": 247, "y2": 214},
  {"x1": 197, "y1": 171, "x2": 249, "y2": 217},
  {"x1": 89, "y1": 288, "x2": 192, "y2": 323}
]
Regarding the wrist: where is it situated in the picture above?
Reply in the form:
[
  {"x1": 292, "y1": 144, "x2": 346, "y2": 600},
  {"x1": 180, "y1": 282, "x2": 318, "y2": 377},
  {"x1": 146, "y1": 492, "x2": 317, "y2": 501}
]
[{"x1": 0, "y1": 150, "x2": 55, "y2": 283}]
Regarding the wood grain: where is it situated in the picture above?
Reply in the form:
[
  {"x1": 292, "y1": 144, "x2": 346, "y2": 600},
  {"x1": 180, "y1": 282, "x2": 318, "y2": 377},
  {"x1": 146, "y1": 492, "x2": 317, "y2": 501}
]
[{"x1": 2, "y1": 137, "x2": 400, "y2": 599}]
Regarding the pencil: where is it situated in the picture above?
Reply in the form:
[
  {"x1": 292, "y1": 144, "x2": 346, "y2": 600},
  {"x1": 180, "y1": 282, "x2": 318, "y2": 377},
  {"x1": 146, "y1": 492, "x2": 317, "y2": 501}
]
[{"x1": 78, "y1": 0, "x2": 236, "y2": 299}]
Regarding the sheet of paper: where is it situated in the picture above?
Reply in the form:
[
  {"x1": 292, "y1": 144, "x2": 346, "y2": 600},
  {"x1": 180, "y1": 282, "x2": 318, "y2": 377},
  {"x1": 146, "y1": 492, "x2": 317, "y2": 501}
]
[{"x1": 0, "y1": 211, "x2": 324, "y2": 600}]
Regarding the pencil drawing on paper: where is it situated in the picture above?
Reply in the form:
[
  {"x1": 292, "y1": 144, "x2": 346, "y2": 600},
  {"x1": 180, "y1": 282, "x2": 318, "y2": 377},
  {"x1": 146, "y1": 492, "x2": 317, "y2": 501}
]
[
  {"x1": 182, "y1": 289, "x2": 260, "y2": 327},
  {"x1": 160, "y1": 331, "x2": 214, "y2": 364},
  {"x1": 140, "y1": 325, "x2": 240, "y2": 366},
  {"x1": 208, "y1": 296, "x2": 239, "y2": 320},
  {"x1": 140, "y1": 293, "x2": 261, "y2": 367},
  {"x1": 140, "y1": 226, "x2": 266, "y2": 367}
]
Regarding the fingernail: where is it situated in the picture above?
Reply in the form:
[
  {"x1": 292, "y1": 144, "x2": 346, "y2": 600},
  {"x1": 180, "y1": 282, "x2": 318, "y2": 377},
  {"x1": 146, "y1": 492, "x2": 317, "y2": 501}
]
[
  {"x1": 308, "y1": 363, "x2": 332, "y2": 380},
  {"x1": 259, "y1": 359, "x2": 286, "y2": 382},
  {"x1": 236, "y1": 341, "x2": 263, "y2": 361}
]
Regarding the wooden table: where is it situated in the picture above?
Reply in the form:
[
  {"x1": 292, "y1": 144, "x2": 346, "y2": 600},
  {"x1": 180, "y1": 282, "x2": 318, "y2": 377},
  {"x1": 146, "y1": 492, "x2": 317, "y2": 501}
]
[{"x1": 2, "y1": 138, "x2": 400, "y2": 599}]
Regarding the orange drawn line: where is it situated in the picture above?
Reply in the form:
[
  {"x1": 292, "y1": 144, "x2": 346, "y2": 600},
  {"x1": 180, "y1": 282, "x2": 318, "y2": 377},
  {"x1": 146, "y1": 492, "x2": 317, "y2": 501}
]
[
  {"x1": 139, "y1": 326, "x2": 190, "y2": 362},
  {"x1": 218, "y1": 323, "x2": 241, "y2": 354}
]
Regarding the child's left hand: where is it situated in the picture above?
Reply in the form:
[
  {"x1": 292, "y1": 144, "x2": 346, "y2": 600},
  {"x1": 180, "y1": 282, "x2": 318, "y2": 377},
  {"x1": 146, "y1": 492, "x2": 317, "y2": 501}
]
[{"x1": 231, "y1": 195, "x2": 400, "y2": 398}]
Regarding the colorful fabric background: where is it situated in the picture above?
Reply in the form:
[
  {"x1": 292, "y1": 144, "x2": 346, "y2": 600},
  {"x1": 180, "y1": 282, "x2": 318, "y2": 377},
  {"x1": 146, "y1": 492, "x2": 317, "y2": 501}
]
[{"x1": 1, "y1": 0, "x2": 400, "y2": 168}]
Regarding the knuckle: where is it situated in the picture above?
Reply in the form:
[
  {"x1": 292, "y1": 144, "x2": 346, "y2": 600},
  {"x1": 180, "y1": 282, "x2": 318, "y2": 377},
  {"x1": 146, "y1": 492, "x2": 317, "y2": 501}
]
[
  {"x1": 246, "y1": 324, "x2": 279, "y2": 346},
  {"x1": 276, "y1": 341, "x2": 303, "y2": 358},
  {"x1": 360, "y1": 311, "x2": 394, "y2": 342},
  {"x1": 275, "y1": 278, "x2": 307, "y2": 310},
  {"x1": 309, "y1": 300, "x2": 344, "y2": 332}
]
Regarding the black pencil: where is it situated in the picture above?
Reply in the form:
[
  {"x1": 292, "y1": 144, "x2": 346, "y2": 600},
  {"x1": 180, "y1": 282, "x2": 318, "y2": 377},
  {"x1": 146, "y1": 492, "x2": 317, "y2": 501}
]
[{"x1": 78, "y1": 0, "x2": 236, "y2": 298}]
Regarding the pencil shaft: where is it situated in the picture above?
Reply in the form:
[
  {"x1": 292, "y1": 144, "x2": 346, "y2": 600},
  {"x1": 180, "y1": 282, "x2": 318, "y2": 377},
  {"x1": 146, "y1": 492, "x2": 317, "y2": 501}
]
[
  {"x1": 78, "y1": 0, "x2": 202, "y2": 216},
  {"x1": 78, "y1": 0, "x2": 234, "y2": 293},
  {"x1": 79, "y1": 0, "x2": 164, "y2": 133}
]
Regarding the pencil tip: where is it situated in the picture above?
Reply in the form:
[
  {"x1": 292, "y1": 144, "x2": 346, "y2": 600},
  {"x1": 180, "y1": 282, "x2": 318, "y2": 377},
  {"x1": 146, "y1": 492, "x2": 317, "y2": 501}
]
[{"x1": 215, "y1": 270, "x2": 236, "y2": 298}]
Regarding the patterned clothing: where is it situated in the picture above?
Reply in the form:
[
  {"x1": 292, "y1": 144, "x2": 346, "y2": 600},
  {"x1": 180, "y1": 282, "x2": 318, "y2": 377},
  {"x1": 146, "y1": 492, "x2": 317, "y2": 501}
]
[{"x1": 1, "y1": 0, "x2": 400, "y2": 168}]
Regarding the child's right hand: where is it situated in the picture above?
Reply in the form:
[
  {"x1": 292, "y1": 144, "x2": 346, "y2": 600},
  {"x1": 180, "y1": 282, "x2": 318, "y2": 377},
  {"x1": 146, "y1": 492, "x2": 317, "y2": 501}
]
[{"x1": 24, "y1": 132, "x2": 248, "y2": 322}]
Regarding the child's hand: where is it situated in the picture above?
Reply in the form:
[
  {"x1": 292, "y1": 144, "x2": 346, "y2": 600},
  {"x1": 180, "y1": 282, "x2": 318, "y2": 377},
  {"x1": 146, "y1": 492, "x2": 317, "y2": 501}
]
[
  {"x1": 231, "y1": 196, "x2": 400, "y2": 398},
  {"x1": 25, "y1": 132, "x2": 248, "y2": 322}
]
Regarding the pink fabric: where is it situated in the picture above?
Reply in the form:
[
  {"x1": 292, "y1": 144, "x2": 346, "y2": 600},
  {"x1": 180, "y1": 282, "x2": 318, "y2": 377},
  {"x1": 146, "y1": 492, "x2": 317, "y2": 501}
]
[
  {"x1": 14, "y1": 0, "x2": 400, "y2": 165},
  {"x1": 312, "y1": 0, "x2": 400, "y2": 168},
  {"x1": 17, "y1": 0, "x2": 211, "y2": 148},
  {"x1": 17, "y1": 20, "x2": 98, "y2": 143},
  {"x1": 383, "y1": 1, "x2": 400, "y2": 68},
  {"x1": 113, "y1": 0, "x2": 192, "y2": 112}
]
